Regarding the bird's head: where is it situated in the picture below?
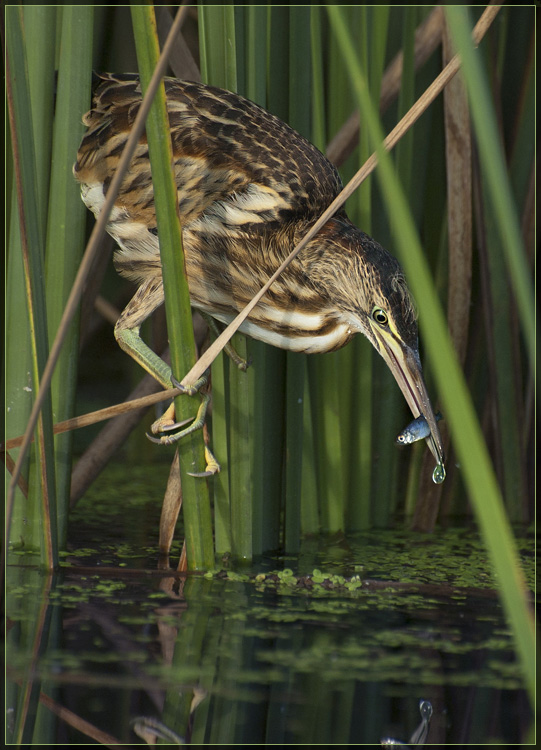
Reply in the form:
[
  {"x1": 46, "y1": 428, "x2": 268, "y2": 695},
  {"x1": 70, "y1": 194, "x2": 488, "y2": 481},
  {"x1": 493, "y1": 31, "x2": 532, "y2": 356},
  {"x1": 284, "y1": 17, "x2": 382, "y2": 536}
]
[{"x1": 305, "y1": 216, "x2": 445, "y2": 469}]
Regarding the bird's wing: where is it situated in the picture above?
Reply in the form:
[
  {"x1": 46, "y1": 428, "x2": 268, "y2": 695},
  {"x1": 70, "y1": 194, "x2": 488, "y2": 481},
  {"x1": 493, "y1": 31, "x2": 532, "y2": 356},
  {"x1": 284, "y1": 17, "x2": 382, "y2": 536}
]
[{"x1": 74, "y1": 73, "x2": 343, "y2": 235}]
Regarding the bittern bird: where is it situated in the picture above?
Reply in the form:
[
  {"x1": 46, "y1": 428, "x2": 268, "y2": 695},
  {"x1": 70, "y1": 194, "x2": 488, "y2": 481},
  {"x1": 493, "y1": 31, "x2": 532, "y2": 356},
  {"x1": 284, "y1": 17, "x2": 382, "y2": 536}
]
[{"x1": 74, "y1": 73, "x2": 445, "y2": 476}]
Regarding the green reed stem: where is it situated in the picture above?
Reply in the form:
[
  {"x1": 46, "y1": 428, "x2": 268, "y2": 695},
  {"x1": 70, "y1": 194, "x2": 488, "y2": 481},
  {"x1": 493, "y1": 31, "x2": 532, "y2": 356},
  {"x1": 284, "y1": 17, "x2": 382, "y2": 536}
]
[
  {"x1": 197, "y1": 4, "x2": 233, "y2": 557},
  {"x1": 211, "y1": 346, "x2": 231, "y2": 555},
  {"x1": 6, "y1": 5, "x2": 58, "y2": 567},
  {"x1": 44, "y1": 5, "x2": 93, "y2": 543},
  {"x1": 327, "y1": 3, "x2": 535, "y2": 706},
  {"x1": 199, "y1": 2, "x2": 260, "y2": 561},
  {"x1": 23, "y1": 4, "x2": 56, "y2": 226},
  {"x1": 245, "y1": 5, "x2": 286, "y2": 555},
  {"x1": 370, "y1": 6, "x2": 410, "y2": 525},
  {"x1": 267, "y1": 5, "x2": 290, "y2": 119},
  {"x1": 281, "y1": 6, "x2": 312, "y2": 549},
  {"x1": 310, "y1": 7, "x2": 326, "y2": 151},
  {"x1": 131, "y1": 3, "x2": 214, "y2": 570},
  {"x1": 5, "y1": 2, "x2": 56, "y2": 554},
  {"x1": 223, "y1": 20, "x2": 260, "y2": 560}
]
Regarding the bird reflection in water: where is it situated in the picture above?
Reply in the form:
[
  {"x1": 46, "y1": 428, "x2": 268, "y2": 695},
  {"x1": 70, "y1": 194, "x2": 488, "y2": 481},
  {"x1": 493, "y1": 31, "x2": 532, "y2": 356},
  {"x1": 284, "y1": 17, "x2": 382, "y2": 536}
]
[{"x1": 381, "y1": 699, "x2": 433, "y2": 747}]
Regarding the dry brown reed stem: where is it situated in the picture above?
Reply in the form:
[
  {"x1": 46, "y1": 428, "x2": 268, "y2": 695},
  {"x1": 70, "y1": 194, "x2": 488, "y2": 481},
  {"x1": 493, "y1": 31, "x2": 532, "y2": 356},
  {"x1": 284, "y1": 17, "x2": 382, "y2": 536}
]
[
  {"x1": 156, "y1": 4, "x2": 201, "y2": 81},
  {"x1": 159, "y1": 449, "x2": 183, "y2": 555},
  {"x1": 6, "y1": 4, "x2": 191, "y2": 508},
  {"x1": 35, "y1": 689, "x2": 121, "y2": 747},
  {"x1": 93, "y1": 295, "x2": 121, "y2": 326},
  {"x1": 443, "y1": 26, "x2": 473, "y2": 369},
  {"x1": 2, "y1": 385, "x2": 180, "y2": 452},
  {"x1": 68, "y1": 368, "x2": 166, "y2": 506},
  {"x1": 2, "y1": 452, "x2": 29, "y2": 498},
  {"x1": 411, "y1": 20, "x2": 474, "y2": 532},
  {"x1": 6, "y1": 666, "x2": 123, "y2": 745},
  {"x1": 178, "y1": 3, "x2": 502, "y2": 391},
  {"x1": 326, "y1": 6, "x2": 445, "y2": 166},
  {"x1": 6, "y1": 4, "x2": 502, "y2": 494}
]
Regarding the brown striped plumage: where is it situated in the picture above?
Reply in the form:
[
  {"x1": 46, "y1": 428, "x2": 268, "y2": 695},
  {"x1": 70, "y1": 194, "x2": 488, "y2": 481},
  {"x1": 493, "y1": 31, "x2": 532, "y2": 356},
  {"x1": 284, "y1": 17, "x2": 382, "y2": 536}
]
[
  {"x1": 74, "y1": 73, "x2": 444, "y2": 468},
  {"x1": 74, "y1": 73, "x2": 415, "y2": 353}
]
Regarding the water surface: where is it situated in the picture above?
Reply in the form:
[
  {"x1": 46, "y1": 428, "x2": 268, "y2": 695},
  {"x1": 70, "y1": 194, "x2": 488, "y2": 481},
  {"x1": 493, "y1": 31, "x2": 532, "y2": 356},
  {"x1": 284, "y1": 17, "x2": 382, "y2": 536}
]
[{"x1": 6, "y1": 464, "x2": 533, "y2": 745}]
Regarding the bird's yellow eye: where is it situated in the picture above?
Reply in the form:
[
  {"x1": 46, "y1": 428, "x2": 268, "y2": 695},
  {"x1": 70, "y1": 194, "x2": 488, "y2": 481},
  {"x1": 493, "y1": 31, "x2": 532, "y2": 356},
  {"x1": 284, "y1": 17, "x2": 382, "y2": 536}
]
[{"x1": 372, "y1": 307, "x2": 389, "y2": 326}]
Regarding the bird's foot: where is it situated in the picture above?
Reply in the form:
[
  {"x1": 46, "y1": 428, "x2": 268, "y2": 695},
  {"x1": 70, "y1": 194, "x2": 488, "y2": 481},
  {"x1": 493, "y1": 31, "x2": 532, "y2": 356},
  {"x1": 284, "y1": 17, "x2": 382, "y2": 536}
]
[
  {"x1": 146, "y1": 370, "x2": 220, "y2": 474},
  {"x1": 223, "y1": 340, "x2": 251, "y2": 372},
  {"x1": 147, "y1": 392, "x2": 211, "y2": 447},
  {"x1": 149, "y1": 369, "x2": 208, "y2": 433},
  {"x1": 149, "y1": 402, "x2": 186, "y2": 435},
  {"x1": 201, "y1": 312, "x2": 250, "y2": 371},
  {"x1": 171, "y1": 370, "x2": 210, "y2": 396},
  {"x1": 188, "y1": 446, "x2": 220, "y2": 477}
]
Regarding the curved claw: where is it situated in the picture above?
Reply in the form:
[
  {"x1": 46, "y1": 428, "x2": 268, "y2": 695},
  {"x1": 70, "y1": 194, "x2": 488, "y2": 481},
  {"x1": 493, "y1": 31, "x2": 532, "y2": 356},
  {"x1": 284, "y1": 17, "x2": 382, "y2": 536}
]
[
  {"x1": 146, "y1": 370, "x2": 220, "y2": 474},
  {"x1": 146, "y1": 392, "x2": 211, "y2": 447},
  {"x1": 146, "y1": 429, "x2": 193, "y2": 446},
  {"x1": 225, "y1": 344, "x2": 251, "y2": 372},
  {"x1": 149, "y1": 369, "x2": 210, "y2": 436},
  {"x1": 236, "y1": 356, "x2": 252, "y2": 372},
  {"x1": 171, "y1": 369, "x2": 209, "y2": 396},
  {"x1": 201, "y1": 312, "x2": 250, "y2": 371},
  {"x1": 149, "y1": 402, "x2": 177, "y2": 435},
  {"x1": 146, "y1": 431, "x2": 173, "y2": 445},
  {"x1": 187, "y1": 467, "x2": 218, "y2": 478},
  {"x1": 188, "y1": 446, "x2": 221, "y2": 477},
  {"x1": 158, "y1": 416, "x2": 194, "y2": 433}
]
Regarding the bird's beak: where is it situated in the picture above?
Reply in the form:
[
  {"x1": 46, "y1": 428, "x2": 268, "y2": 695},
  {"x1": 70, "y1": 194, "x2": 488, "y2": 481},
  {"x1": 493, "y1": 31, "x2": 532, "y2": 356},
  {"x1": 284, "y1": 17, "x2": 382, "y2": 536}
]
[{"x1": 371, "y1": 326, "x2": 445, "y2": 467}]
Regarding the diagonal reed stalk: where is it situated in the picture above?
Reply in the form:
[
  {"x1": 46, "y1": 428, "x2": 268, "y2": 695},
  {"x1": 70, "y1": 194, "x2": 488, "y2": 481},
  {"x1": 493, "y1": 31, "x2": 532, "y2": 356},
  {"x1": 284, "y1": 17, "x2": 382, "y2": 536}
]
[
  {"x1": 177, "y1": 6, "x2": 503, "y2": 392},
  {"x1": 5, "y1": 3, "x2": 192, "y2": 526},
  {"x1": 5, "y1": 3, "x2": 531, "y2": 567},
  {"x1": 327, "y1": 2, "x2": 535, "y2": 707},
  {"x1": 446, "y1": 8, "x2": 534, "y2": 365},
  {"x1": 445, "y1": 5, "x2": 532, "y2": 522}
]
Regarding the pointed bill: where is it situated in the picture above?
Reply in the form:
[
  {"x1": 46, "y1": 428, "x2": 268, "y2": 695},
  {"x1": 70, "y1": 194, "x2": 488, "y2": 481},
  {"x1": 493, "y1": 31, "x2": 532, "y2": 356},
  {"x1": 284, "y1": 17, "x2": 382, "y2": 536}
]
[{"x1": 372, "y1": 329, "x2": 445, "y2": 467}]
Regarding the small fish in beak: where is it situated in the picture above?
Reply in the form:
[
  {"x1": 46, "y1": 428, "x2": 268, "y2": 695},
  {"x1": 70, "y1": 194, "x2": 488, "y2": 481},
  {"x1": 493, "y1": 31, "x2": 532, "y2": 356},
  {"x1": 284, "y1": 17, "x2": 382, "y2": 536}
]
[{"x1": 396, "y1": 412, "x2": 443, "y2": 446}]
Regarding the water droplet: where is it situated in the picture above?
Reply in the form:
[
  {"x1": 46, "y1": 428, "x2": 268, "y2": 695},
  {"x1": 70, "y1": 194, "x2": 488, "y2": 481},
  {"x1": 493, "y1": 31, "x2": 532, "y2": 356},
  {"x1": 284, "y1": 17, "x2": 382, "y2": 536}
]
[{"x1": 432, "y1": 463, "x2": 446, "y2": 484}]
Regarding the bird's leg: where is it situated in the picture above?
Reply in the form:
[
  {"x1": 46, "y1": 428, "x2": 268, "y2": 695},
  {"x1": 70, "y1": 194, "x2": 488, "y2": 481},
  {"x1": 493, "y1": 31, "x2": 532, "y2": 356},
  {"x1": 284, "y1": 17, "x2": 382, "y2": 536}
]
[
  {"x1": 149, "y1": 388, "x2": 220, "y2": 476},
  {"x1": 114, "y1": 277, "x2": 173, "y2": 389},
  {"x1": 200, "y1": 312, "x2": 250, "y2": 371},
  {"x1": 154, "y1": 369, "x2": 209, "y2": 434},
  {"x1": 148, "y1": 390, "x2": 209, "y2": 444},
  {"x1": 147, "y1": 387, "x2": 219, "y2": 475},
  {"x1": 115, "y1": 277, "x2": 218, "y2": 473}
]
